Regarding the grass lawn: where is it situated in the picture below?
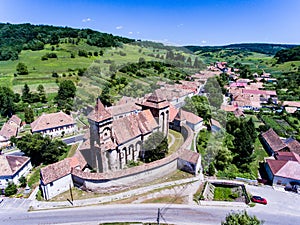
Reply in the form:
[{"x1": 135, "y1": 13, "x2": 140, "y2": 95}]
[
  {"x1": 249, "y1": 137, "x2": 268, "y2": 178},
  {"x1": 168, "y1": 129, "x2": 184, "y2": 155},
  {"x1": 27, "y1": 167, "x2": 41, "y2": 189},
  {"x1": 213, "y1": 187, "x2": 238, "y2": 201}
]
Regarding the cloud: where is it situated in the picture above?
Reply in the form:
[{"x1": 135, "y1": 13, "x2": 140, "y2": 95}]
[
  {"x1": 128, "y1": 31, "x2": 133, "y2": 35},
  {"x1": 201, "y1": 40, "x2": 207, "y2": 44},
  {"x1": 116, "y1": 26, "x2": 123, "y2": 30},
  {"x1": 177, "y1": 23, "x2": 184, "y2": 28},
  {"x1": 82, "y1": 18, "x2": 91, "y2": 23}
]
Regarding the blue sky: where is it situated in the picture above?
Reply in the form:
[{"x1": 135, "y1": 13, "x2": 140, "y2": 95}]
[{"x1": 1, "y1": 0, "x2": 300, "y2": 46}]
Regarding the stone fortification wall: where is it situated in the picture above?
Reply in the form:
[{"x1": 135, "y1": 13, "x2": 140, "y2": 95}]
[{"x1": 72, "y1": 124, "x2": 194, "y2": 190}]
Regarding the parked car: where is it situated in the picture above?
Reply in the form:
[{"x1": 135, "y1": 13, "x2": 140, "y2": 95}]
[{"x1": 251, "y1": 196, "x2": 267, "y2": 205}]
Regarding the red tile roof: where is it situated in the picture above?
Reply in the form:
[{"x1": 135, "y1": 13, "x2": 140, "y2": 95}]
[
  {"x1": 275, "y1": 161, "x2": 300, "y2": 180},
  {"x1": 8, "y1": 115, "x2": 21, "y2": 126},
  {"x1": 182, "y1": 110, "x2": 203, "y2": 124},
  {"x1": 0, "y1": 123, "x2": 18, "y2": 140},
  {"x1": 113, "y1": 110, "x2": 159, "y2": 144},
  {"x1": 179, "y1": 149, "x2": 200, "y2": 164},
  {"x1": 0, "y1": 155, "x2": 30, "y2": 176},
  {"x1": 40, "y1": 150, "x2": 87, "y2": 185},
  {"x1": 40, "y1": 159, "x2": 72, "y2": 185},
  {"x1": 107, "y1": 102, "x2": 141, "y2": 116},
  {"x1": 168, "y1": 103, "x2": 178, "y2": 122},
  {"x1": 243, "y1": 89, "x2": 277, "y2": 96},
  {"x1": 175, "y1": 109, "x2": 186, "y2": 121},
  {"x1": 266, "y1": 159, "x2": 288, "y2": 175},
  {"x1": 282, "y1": 101, "x2": 300, "y2": 108},
  {"x1": 275, "y1": 152, "x2": 300, "y2": 162},
  {"x1": 261, "y1": 129, "x2": 287, "y2": 152},
  {"x1": 88, "y1": 98, "x2": 112, "y2": 122},
  {"x1": 139, "y1": 90, "x2": 169, "y2": 109},
  {"x1": 31, "y1": 112, "x2": 75, "y2": 132},
  {"x1": 286, "y1": 139, "x2": 300, "y2": 155}
]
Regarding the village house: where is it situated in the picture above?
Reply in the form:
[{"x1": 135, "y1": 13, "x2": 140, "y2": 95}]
[
  {"x1": 40, "y1": 150, "x2": 86, "y2": 200},
  {"x1": 0, "y1": 155, "x2": 32, "y2": 190},
  {"x1": 0, "y1": 115, "x2": 22, "y2": 148},
  {"x1": 265, "y1": 152, "x2": 300, "y2": 187},
  {"x1": 170, "y1": 108, "x2": 204, "y2": 132},
  {"x1": 30, "y1": 111, "x2": 76, "y2": 137},
  {"x1": 261, "y1": 128, "x2": 300, "y2": 156}
]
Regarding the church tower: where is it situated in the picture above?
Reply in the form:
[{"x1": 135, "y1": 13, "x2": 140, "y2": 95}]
[
  {"x1": 138, "y1": 89, "x2": 169, "y2": 136},
  {"x1": 87, "y1": 98, "x2": 114, "y2": 172}
]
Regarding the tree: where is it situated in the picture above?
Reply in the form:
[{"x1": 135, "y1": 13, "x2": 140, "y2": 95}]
[
  {"x1": 215, "y1": 147, "x2": 233, "y2": 171},
  {"x1": 222, "y1": 211, "x2": 263, "y2": 225},
  {"x1": 24, "y1": 106, "x2": 34, "y2": 123},
  {"x1": 142, "y1": 131, "x2": 168, "y2": 163},
  {"x1": 205, "y1": 77, "x2": 223, "y2": 109},
  {"x1": 16, "y1": 62, "x2": 28, "y2": 75},
  {"x1": 55, "y1": 80, "x2": 76, "y2": 112},
  {"x1": 22, "y1": 83, "x2": 31, "y2": 102},
  {"x1": 37, "y1": 84, "x2": 47, "y2": 103},
  {"x1": 226, "y1": 117, "x2": 255, "y2": 171},
  {"x1": 11, "y1": 133, "x2": 68, "y2": 166},
  {"x1": 208, "y1": 162, "x2": 216, "y2": 176},
  {"x1": 5, "y1": 182, "x2": 17, "y2": 196},
  {"x1": 56, "y1": 80, "x2": 76, "y2": 101},
  {"x1": 0, "y1": 86, "x2": 16, "y2": 117}
]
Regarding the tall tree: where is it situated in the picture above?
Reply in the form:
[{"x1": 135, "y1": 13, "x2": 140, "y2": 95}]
[
  {"x1": 0, "y1": 86, "x2": 16, "y2": 117},
  {"x1": 37, "y1": 84, "x2": 47, "y2": 103},
  {"x1": 24, "y1": 107, "x2": 34, "y2": 123},
  {"x1": 11, "y1": 133, "x2": 68, "y2": 166},
  {"x1": 22, "y1": 83, "x2": 31, "y2": 103},
  {"x1": 55, "y1": 80, "x2": 76, "y2": 112}
]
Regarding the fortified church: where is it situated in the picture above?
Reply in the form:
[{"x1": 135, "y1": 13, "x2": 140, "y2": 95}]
[{"x1": 80, "y1": 89, "x2": 170, "y2": 172}]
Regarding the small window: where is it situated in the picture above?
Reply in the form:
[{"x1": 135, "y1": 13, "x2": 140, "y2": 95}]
[{"x1": 50, "y1": 182, "x2": 53, "y2": 187}]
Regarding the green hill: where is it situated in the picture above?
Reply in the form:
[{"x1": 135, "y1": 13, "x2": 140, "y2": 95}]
[
  {"x1": 185, "y1": 43, "x2": 297, "y2": 56},
  {"x1": 0, "y1": 23, "x2": 134, "y2": 61},
  {"x1": 0, "y1": 23, "x2": 204, "y2": 109}
]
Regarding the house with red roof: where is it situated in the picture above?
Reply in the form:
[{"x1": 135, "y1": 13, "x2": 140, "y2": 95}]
[
  {"x1": 0, "y1": 155, "x2": 32, "y2": 190},
  {"x1": 265, "y1": 152, "x2": 300, "y2": 187},
  {"x1": 40, "y1": 150, "x2": 86, "y2": 200},
  {"x1": 30, "y1": 111, "x2": 76, "y2": 137},
  {"x1": 0, "y1": 115, "x2": 22, "y2": 148}
]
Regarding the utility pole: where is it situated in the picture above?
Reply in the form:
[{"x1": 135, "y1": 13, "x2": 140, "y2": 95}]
[{"x1": 157, "y1": 208, "x2": 160, "y2": 225}]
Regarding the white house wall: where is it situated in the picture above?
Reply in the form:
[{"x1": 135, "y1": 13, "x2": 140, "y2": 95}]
[
  {"x1": 41, "y1": 174, "x2": 73, "y2": 200},
  {"x1": 273, "y1": 176, "x2": 300, "y2": 187}
]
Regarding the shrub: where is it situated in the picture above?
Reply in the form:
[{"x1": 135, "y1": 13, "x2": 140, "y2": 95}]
[{"x1": 5, "y1": 182, "x2": 17, "y2": 196}]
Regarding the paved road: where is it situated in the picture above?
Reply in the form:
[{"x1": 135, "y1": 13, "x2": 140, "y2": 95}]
[
  {"x1": 0, "y1": 198, "x2": 31, "y2": 211},
  {"x1": 0, "y1": 203, "x2": 299, "y2": 225}
]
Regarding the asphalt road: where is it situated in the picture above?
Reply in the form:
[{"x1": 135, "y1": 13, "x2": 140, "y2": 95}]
[
  {"x1": 0, "y1": 202, "x2": 299, "y2": 225},
  {"x1": 0, "y1": 184, "x2": 299, "y2": 225}
]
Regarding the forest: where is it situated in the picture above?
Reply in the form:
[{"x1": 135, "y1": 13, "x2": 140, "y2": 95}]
[{"x1": 0, "y1": 23, "x2": 134, "y2": 60}]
